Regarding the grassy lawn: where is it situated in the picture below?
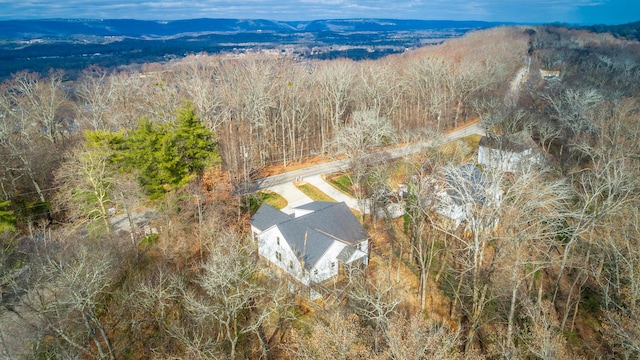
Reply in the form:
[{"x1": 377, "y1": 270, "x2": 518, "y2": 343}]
[
  {"x1": 327, "y1": 174, "x2": 355, "y2": 196},
  {"x1": 437, "y1": 134, "x2": 482, "y2": 161},
  {"x1": 296, "y1": 183, "x2": 336, "y2": 202},
  {"x1": 243, "y1": 191, "x2": 287, "y2": 213},
  {"x1": 259, "y1": 191, "x2": 288, "y2": 209},
  {"x1": 385, "y1": 159, "x2": 415, "y2": 187},
  {"x1": 458, "y1": 133, "x2": 483, "y2": 150}
]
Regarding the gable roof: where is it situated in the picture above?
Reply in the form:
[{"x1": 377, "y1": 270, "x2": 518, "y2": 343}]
[
  {"x1": 445, "y1": 164, "x2": 487, "y2": 206},
  {"x1": 297, "y1": 202, "x2": 368, "y2": 245},
  {"x1": 293, "y1": 201, "x2": 336, "y2": 212},
  {"x1": 251, "y1": 201, "x2": 369, "y2": 270},
  {"x1": 278, "y1": 221, "x2": 336, "y2": 270},
  {"x1": 250, "y1": 204, "x2": 293, "y2": 231},
  {"x1": 336, "y1": 246, "x2": 356, "y2": 263}
]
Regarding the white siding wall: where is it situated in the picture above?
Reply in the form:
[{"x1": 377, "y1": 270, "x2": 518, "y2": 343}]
[
  {"x1": 479, "y1": 146, "x2": 541, "y2": 173},
  {"x1": 255, "y1": 226, "x2": 371, "y2": 290},
  {"x1": 310, "y1": 241, "x2": 346, "y2": 283},
  {"x1": 477, "y1": 146, "x2": 490, "y2": 168},
  {"x1": 436, "y1": 204, "x2": 465, "y2": 227},
  {"x1": 293, "y1": 208, "x2": 314, "y2": 218},
  {"x1": 356, "y1": 240, "x2": 369, "y2": 265},
  {"x1": 434, "y1": 189, "x2": 466, "y2": 226},
  {"x1": 250, "y1": 225, "x2": 261, "y2": 242},
  {"x1": 258, "y1": 227, "x2": 309, "y2": 286}
]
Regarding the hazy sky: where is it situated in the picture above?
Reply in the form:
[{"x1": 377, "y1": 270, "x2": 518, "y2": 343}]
[{"x1": 0, "y1": 0, "x2": 637, "y2": 25}]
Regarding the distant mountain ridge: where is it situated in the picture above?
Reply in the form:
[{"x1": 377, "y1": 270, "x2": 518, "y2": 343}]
[
  {"x1": 579, "y1": 20, "x2": 640, "y2": 41},
  {"x1": 0, "y1": 18, "x2": 506, "y2": 39},
  {"x1": 0, "y1": 18, "x2": 512, "y2": 81}
]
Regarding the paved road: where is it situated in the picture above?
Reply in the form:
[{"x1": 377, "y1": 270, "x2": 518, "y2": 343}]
[
  {"x1": 242, "y1": 122, "x2": 485, "y2": 194},
  {"x1": 506, "y1": 56, "x2": 531, "y2": 107}
]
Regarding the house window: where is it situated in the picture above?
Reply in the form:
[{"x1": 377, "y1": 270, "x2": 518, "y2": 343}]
[
  {"x1": 331, "y1": 262, "x2": 336, "y2": 269},
  {"x1": 314, "y1": 269, "x2": 318, "y2": 276},
  {"x1": 289, "y1": 260, "x2": 294, "y2": 269},
  {"x1": 275, "y1": 251, "x2": 282, "y2": 262},
  {"x1": 276, "y1": 237, "x2": 280, "y2": 245}
]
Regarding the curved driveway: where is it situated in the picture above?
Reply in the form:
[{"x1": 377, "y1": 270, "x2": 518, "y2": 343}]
[
  {"x1": 305, "y1": 174, "x2": 370, "y2": 214},
  {"x1": 267, "y1": 182, "x2": 313, "y2": 215}
]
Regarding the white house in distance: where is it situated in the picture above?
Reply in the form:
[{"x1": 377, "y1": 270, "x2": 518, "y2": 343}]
[
  {"x1": 437, "y1": 164, "x2": 491, "y2": 227},
  {"x1": 540, "y1": 69, "x2": 560, "y2": 80},
  {"x1": 478, "y1": 131, "x2": 545, "y2": 173},
  {"x1": 250, "y1": 201, "x2": 369, "y2": 298},
  {"x1": 422, "y1": 164, "x2": 502, "y2": 228}
]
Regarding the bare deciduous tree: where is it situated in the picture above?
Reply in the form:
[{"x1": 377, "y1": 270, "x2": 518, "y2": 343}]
[
  {"x1": 8, "y1": 70, "x2": 70, "y2": 144},
  {"x1": 54, "y1": 145, "x2": 115, "y2": 234},
  {"x1": 182, "y1": 232, "x2": 293, "y2": 359},
  {"x1": 332, "y1": 109, "x2": 395, "y2": 215},
  {"x1": 518, "y1": 300, "x2": 571, "y2": 360},
  {"x1": 315, "y1": 60, "x2": 356, "y2": 151},
  {"x1": 346, "y1": 266, "x2": 401, "y2": 353},
  {"x1": 495, "y1": 169, "x2": 573, "y2": 352},
  {"x1": 288, "y1": 309, "x2": 373, "y2": 359},
  {"x1": 18, "y1": 240, "x2": 120, "y2": 359},
  {"x1": 384, "y1": 315, "x2": 463, "y2": 360},
  {"x1": 75, "y1": 66, "x2": 116, "y2": 131}
]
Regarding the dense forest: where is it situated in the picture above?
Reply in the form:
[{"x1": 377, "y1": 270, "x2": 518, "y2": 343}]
[
  {"x1": 0, "y1": 24, "x2": 639, "y2": 358},
  {"x1": 581, "y1": 20, "x2": 640, "y2": 41}
]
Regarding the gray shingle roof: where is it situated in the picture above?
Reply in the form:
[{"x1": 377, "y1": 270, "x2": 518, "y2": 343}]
[
  {"x1": 445, "y1": 164, "x2": 487, "y2": 206},
  {"x1": 278, "y1": 222, "x2": 335, "y2": 270},
  {"x1": 250, "y1": 204, "x2": 292, "y2": 231},
  {"x1": 297, "y1": 202, "x2": 368, "y2": 245},
  {"x1": 251, "y1": 202, "x2": 369, "y2": 270},
  {"x1": 336, "y1": 246, "x2": 356, "y2": 263},
  {"x1": 293, "y1": 201, "x2": 336, "y2": 212}
]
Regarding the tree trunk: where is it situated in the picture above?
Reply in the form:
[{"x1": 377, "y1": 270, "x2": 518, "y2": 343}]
[
  {"x1": 465, "y1": 283, "x2": 488, "y2": 353},
  {"x1": 506, "y1": 274, "x2": 519, "y2": 350}
]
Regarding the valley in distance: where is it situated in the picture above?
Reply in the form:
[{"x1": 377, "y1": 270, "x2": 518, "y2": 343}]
[
  {"x1": 2, "y1": 15, "x2": 640, "y2": 359},
  {"x1": 0, "y1": 18, "x2": 508, "y2": 79}
]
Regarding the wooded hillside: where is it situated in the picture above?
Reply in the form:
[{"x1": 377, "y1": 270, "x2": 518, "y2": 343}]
[{"x1": 0, "y1": 24, "x2": 639, "y2": 358}]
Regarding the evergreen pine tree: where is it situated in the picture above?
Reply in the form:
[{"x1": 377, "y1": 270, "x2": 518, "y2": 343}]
[
  {"x1": 171, "y1": 101, "x2": 220, "y2": 176},
  {"x1": 84, "y1": 101, "x2": 220, "y2": 199}
]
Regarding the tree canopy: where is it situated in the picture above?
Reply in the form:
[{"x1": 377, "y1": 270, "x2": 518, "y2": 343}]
[
  {"x1": 0, "y1": 200, "x2": 15, "y2": 233},
  {"x1": 88, "y1": 101, "x2": 220, "y2": 199}
]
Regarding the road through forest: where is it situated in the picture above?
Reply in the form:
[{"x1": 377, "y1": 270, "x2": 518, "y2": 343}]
[
  {"x1": 244, "y1": 56, "x2": 532, "y2": 212},
  {"x1": 240, "y1": 121, "x2": 486, "y2": 215},
  {"x1": 244, "y1": 121, "x2": 486, "y2": 193}
]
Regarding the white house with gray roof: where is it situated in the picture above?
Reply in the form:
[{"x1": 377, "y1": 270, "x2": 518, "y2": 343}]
[
  {"x1": 250, "y1": 201, "x2": 369, "y2": 297},
  {"x1": 423, "y1": 164, "x2": 502, "y2": 228},
  {"x1": 478, "y1": 131, "x2": 546, "y2": 173}
]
